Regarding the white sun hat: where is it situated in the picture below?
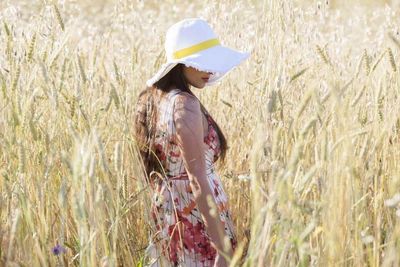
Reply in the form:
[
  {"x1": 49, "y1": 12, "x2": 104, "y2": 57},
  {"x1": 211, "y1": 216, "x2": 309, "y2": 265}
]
[{"x1": 146, "y1": 18, "x2": 250, "y2": 87}]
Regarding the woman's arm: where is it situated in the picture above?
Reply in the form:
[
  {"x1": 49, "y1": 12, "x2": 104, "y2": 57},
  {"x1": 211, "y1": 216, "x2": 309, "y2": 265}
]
[{"x1": 174, "y1": 93, "x2": 232, "y2": 265}]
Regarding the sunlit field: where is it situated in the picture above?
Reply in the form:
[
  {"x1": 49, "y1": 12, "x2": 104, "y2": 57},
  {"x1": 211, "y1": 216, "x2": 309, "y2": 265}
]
[{"x1": 1, "y1": 0, "x2": 400, "y2": 266}]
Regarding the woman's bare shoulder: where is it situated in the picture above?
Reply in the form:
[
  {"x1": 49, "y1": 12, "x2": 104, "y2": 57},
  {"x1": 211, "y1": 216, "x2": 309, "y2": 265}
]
[{"x1": 174, "y1": 91, "x2": 200, "y2": 114}]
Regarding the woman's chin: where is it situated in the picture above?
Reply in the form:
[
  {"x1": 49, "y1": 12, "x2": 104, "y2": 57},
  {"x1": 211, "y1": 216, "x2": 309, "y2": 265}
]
[{"x1": 193, "y1": 82, "x2": 206, "y2": 89}]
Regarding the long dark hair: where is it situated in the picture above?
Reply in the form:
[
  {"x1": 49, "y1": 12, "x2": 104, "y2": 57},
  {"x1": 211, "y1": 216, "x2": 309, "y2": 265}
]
[{"x1": 134, "y1": 64, "x2": 228, "y2": 177}]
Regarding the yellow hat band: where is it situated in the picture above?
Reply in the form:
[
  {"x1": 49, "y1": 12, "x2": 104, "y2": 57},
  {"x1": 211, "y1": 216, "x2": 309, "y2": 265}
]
[{"x1": 173, "y1": 39, "x2": 220, "y2": 60}]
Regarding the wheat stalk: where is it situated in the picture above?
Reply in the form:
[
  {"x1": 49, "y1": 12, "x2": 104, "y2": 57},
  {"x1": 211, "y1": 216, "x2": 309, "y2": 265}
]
[
  {"x1": 387, "y1": 47, "x2": 397, "y2": 72},
  {"x1": 315, "y1": 45, "x2": 331, "y2": 66},
  {"x1": 18, "y1": 142, "x2": 26, "y2": 173},
  {"x1": 27, "y1": 33, "x2": 36, "y2": 62},
  {"x1": 11, "y1": 65, "x2": 21, "y2": 91},
  {"x1": 371, "y1": 50, "x2": 386, "y2": 73},
  {"x1": 77, "y1": 54, "x2": 87, "y2": 83},
  {"x1": 290, "y1": 67, "x2": 308, "y2": 83},
  {"x1": 58, "y1": 57, "x2": 68, "y2": 91},
  {"x1": 362, "y1": 49, "x2": 371, "y2": 75},
  {"x1": 53, "y1": 4, "x2": 65, "y2": 31}
]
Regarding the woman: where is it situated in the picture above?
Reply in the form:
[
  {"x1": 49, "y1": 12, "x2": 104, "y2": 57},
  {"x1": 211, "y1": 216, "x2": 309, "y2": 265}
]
[{"x1": 134, "y1": 18, "x2": 249, "y2": 267}]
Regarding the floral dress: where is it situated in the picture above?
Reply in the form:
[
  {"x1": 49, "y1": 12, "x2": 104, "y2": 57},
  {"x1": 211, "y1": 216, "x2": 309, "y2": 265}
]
[{"x1": 146, "y1": 89, "x2": 236, "y2": 267}]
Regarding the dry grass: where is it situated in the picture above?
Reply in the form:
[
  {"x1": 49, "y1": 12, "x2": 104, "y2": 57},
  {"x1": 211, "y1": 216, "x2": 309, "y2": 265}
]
[{"x1": 1, "y1": 0, "x2": 400, "y2": 266}]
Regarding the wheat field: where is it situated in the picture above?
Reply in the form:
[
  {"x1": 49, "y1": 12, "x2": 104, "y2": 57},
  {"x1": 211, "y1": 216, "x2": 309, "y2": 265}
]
[{"x1": 1, "y1": 0, "x2": 400, "y2": 266}]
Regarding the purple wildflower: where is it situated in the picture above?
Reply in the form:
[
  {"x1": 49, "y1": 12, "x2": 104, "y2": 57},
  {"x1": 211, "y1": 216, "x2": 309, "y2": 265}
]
[{"x1": 52, "y1": 244, "x2": 66, "y2": 255}]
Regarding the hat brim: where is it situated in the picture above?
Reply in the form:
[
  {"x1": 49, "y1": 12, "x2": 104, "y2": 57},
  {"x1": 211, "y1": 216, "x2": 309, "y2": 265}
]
[{"x1": 146, "y1": 45, "x2": 249, "y2": 87}]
